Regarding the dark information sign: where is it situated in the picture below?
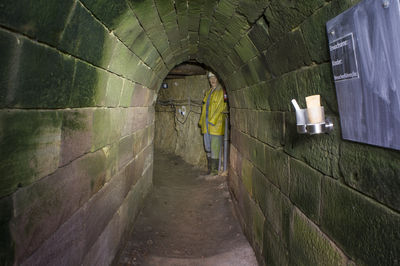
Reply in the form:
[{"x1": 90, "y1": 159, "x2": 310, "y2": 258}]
[
  {"x1": 329, "y1": 33, "x2": 359, "y2": 81},
  {"x1": 327, "y1": 0, "x2": 400, "y2": 150}
]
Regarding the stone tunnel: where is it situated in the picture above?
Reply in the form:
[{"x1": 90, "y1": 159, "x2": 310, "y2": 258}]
[{"x1": 1, "y1": 0, "x2": 400, "y2": 265}]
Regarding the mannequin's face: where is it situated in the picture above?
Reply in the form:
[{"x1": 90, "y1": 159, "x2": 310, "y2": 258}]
[{"x1": 209, "y1": 76, "x2": 219, "y2": 88}]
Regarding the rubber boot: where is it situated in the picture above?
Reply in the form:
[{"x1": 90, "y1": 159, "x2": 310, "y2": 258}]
[
  {"x1": 207, "y1": 156, "x2": 212, "y2": 174},
  {"x1": 210, "y1": 159, "x2": 219, "y2": 175}
]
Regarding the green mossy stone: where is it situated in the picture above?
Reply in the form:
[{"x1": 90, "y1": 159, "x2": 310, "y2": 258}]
[
  {"x1": 199, "y1": 18, "x2": 211, "y2": 39},
  {"x1": 0, "y1": 0, "x2": 74, "y2": 46},
  {"x1": 114, "y1": 13, "x2": 144, "y2": 47},
  {"x1": 289, "y1": 158, "x2": 322, "y2": 224},
  {"x1": 118, "y1": 135, "x2": 134, "y2": 168},
  {"x1": 263, "y1": 223, "x2": 289, "y2": 266},
  {"x1": 0, "y1": 29, "x2": 19, "y2": 107},
  {"x1": 256, "y1": 111, "x2": 284, "y2": 148},
  {"x1": 91, "y1": 109, "x2": 111, "y2": 151},
  {"x1": 94, "y1": 69, "x2": 110, "y2": 107},
  {"x1": 105, "y1": 143, "x2": 118, "y2": 182},
  {"x1": 130, "y1": 32, "x2": 155, "y2": 66},
  {"x1": 79, "y1": 149, "x2": 107, "y2": 196},
  {"x1": 241, "y1": 158, "x2": 254, "y2": 196},
  {"x1": 264, "y1": 0, "x2": 325, "y2": 39},
  {"x1": 105, "y1": 74, "x2": 123, "y2": 107},
  {"x1": 0, "y1": 196, "x2": 14, "y2": 265},
  {"x1": 263, "y1": 146, "x2": 290, "y2": 195},
  {"x1": 59, "y1": 2, "x2": 109, "y2": 67},
  {"x1": 290, "y1": 208, "x2": 347, "y2": 265},
  {"x1": 244, "y1": 64, "x2": 260, "y2": 86},
  {"x1": 253, "y1": 84, "x2": 271, "y2": 110},
  {"x1": 109, "y1": 109, "x2": 125, "y2": 143},
  {"x1": 339, "y1": 141, "x2": 400, "y2": 212},
  {"x1": 128, "y1": 0, "x2": 157, "y2": 27},
  {"x1": 0, "y1": 110, "x2": 62, "y2": 197},
  {"x1": 249, "y1": 138, "x2": 265, "y2": 172},
  {"x1": 108, "y1": 42, "x2": 138, "y2": 77},
  {"x1": 246, "y1": 110, "x2": 258, "y2": 137},
  {"x1": 321, "y1": 177, "x2": 400, "y2": 265},
  {"x1": 280, "y1": 194, "x2": 292, "y2": 247},
  {"x1": 252, "y1": 203, "x2": 265, "y2": 251},
  {"x1": 252, "y1": 167, "x2": 268, "y2": 212},
  {"x1": 80, "y1": 0, "x2": 128, "y2": 30},
  {"x1": 249, "y1": 18, "x2": 272, "y2": 54},
  {"x1": 237, "y1": 0, "x2": 270, "y2": 23},
  {"x1": 120, "y1": 81, "x2": 135, "y2": 107},
  {"x1": 266, "y1": 72, "x2": 299, "y2": 111},
  {"x1": 70, "y1": 61, "x2": 98, "y2": 107},
  {"x1": 247, "y1": 56, "x2": 272, "y2": 84},
  {"x1": 154, "y1": 0, "x2": 175, "y2": 17},
  {"x1": 301, "y1": 4, "x2": 333, "y2": 64},
  {"x1": 264, "y1": 180, "x2": 283, "y2": 234},
  {"x1": 216, "y1": 0, "x2": 238, "y2": 17},
  {"x1": 7, "y1": 39, "x2": 74, "y2": 108},
  {"x1": 264, "y1": 30, "x2": 312, "y2": 77}
]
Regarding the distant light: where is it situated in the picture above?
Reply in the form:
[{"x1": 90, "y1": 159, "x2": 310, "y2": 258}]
[{"x1": 161, "y1": 83, "x2": 168, "y2": 89}]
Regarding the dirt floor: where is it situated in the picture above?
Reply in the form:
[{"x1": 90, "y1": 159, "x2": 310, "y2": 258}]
[{"x1": 116, "y1": 151, "x2": 258, "y2": 266}]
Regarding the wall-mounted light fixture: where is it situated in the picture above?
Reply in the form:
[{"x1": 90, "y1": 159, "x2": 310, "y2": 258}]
[
  {"x1": 291, "y1": 95, "x2": 333, "y2": 135},
  {"x1": 161, "y1": 82, "x2": 168, "y2": 89}
]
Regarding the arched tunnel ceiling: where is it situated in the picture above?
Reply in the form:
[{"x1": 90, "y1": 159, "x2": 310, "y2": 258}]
[
  {"x1": 81, "y1": 0, "x2": 272, "y2": 89},
  {"x1": 1, "y1": 0, "x2": 332, "y2": 94}
]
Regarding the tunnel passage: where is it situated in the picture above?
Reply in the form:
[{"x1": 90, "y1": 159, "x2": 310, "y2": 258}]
[{"x1": 1, "y1": 0, "x2": 400, "y2": 265}]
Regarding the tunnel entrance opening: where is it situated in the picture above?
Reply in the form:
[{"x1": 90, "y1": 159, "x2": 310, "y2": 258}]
[
  {"x1": 154, "y1": 62, "x2": 230, "y2": 172},
  {"x1": 113, "y1": 64, "x2": 258, "y2": 265}
]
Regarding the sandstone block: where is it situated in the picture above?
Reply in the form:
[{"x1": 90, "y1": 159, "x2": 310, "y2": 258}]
[
  {"x1": 339, "y1": 141, "x2": 400, "y2": 212},
  {"x1": 263, "y1": 223, "x2": 289, "y2": 266},
  {"x1": 69, "y1": 61, "x2": 99, "y2": 107},
  {"x1": 84, "y1": 171, "x2": 125, "y2": 253},
  {"x1": 0, "y1": 196, "x2": 13, "y2": 265},
  {"x1": 119, "y1": 80, "x2": 135, "y2": 107},
  {"x1": 248, "y1": 18, "x2": 271, "y2": 53},
  {"x1": 60, "y1": 108, "x2": 93, "y2": 166},
  {"x1": 105, "y1": 74, "x2": 123, "y2": 107},
  {"x1": 1, "y1": 35, "x2": 74, "y2": 108},
  {"x1": 0, "y1": 110, "x2": 61, "y2": 197},
  {"x1": 289, "y1": 158, "x2": 322, "y2": 224},
  {"x1": 249, "y1": 137, "x2": 265, "y2": 173},
  {"x1": 257, "y1": 111, "x2": 285, "y2": 147},
  {"x1": 290, "y1": 208, "x2": 347, "y2": 265},
  {"x1": 59, "y1": 2, "x2": 115, "y2": 68},
  {"x1": 0, "y1": 0, "x2": 74, "y2": 46},
  {"x1": 321, "y1": 177, "x2": 400, "y2": 265},
  {"x1": 252, "y1": 202, "x2": 265, "y2": 252},
  {"x1": 263, "y1": 146, "x2": 290, "y2": 196},
  {"x1": 91, "y1": 108, "x2": 111, "y2": 151},
  {"x1": 264, "y1": 30, "x2": 312, "y2": 77},
  {"x1": 264, "y1": 0, "x2": 325, "y2": 39},
  {"x1": 241, "y1": 158, "x2": 254, "y2": 196},
  {"x1": 20, "y1": 208, "x2": 86, "y2": 266},
  {"x1": 118, "y1": 135, "x2": 134, "y2": 170},
  {"x1": 11, "y1": 149, "x2": 105, "y2": 261},
  {"x1": 83, "y1": 210, "x2": 121, "y2": 266}
]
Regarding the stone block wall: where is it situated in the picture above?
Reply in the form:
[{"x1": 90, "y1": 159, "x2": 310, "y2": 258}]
[
  {"x1": 1, "y1": 0, "x2": 399, "y2": 265},
  {"x1": 0, "y1": 1, "x2": 167, "y2": 264},
  {"x1": 221, "y1": 1, "x2": 400, "y2": 265},
  {"x1": 155, "y1": 75, "x2": 208, "y2": 168}
]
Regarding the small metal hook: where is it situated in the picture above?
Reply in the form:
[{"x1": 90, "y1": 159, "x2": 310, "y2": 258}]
[{"x1": 382, "y1": 0, "x2": 390, "y2": 8}]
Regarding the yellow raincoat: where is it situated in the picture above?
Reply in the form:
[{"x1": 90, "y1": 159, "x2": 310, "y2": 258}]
[{"x1": 199, "y1": 86, "x2": 227, "y2": 135}]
